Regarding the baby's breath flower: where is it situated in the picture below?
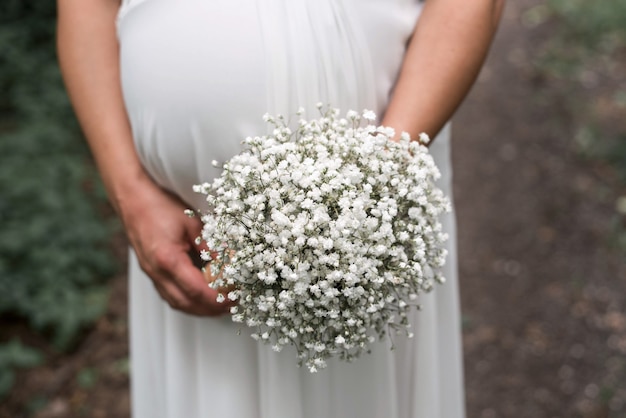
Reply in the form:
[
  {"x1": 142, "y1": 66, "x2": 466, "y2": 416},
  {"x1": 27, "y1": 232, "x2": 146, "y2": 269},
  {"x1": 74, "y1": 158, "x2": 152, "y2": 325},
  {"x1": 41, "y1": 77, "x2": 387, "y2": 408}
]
[
  {"x1": 362, "y1": 109, "x2": 376, "y2": 121},
  {"x1": 193, "y1": 107, "x2": 450, "y2": 372}
]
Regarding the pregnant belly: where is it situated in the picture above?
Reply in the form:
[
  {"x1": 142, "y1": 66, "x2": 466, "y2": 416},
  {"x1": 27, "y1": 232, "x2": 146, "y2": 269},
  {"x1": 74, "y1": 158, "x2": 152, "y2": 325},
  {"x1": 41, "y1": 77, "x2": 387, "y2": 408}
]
[
  {"x1": 119, "y1": 0, "x2": 267, "y2": 117},
  {"x1": 118, "y1": 0, "x2": 268, "y2": 207},
  {"x1": 117, "y1": 0, "x2": 418, "y2": 208}
]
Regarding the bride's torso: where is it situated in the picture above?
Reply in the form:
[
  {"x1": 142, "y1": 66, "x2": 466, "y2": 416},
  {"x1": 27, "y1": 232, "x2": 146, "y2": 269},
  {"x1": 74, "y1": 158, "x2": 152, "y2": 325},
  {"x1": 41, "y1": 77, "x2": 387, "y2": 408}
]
[{"x1": 117, "y1": 0, "x2": 422, "y2": 207}]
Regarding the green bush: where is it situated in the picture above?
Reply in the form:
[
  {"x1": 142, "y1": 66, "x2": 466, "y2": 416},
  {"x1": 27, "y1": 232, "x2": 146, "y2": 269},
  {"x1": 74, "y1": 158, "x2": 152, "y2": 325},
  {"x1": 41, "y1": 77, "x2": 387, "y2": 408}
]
[
  {"x1": 0, "y1": 0, "x2": 118, "y2": 392},
  {"x1": 530, "y1": 0, "x2": 626, "y2": 79},
  {"x1": 533, "y1": 0, "x2": 626, "y2": 182},
  {"x1": 548, "y1": 0, "x2": 626, "y2": 48},
  {"x1": 0, "y1": 340, "x2": 43, "y2": 398}
]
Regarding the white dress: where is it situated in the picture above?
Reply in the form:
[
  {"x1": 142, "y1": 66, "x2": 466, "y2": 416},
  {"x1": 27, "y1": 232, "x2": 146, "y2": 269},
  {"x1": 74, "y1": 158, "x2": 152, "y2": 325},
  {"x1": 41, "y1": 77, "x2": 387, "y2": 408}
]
[{"x1": 117, "y1": 1, "x2": 465, "y2": 417}]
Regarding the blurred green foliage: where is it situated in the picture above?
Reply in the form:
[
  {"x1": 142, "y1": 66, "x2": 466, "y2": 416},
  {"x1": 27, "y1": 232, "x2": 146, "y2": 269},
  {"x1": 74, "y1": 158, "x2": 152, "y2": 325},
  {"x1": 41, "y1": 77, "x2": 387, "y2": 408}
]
[
  {"x1": 530, "y1": 0, "x2": 626, "y2": 85},
  {"x1": 0, "y1": 0, "x2": 118, "y2": 396},
  {"x1": 548, "y1": 0, "x2": 626, "y2": 47},
  {"x1": 0, "y1": 340, "x2": 43, "y2": 398},
  {"x1": 76, "y1": 367, "x2": 99, "y2": 389},
  {"x1": 531, "y1": 0, "x2": 626, "y2": 182}
]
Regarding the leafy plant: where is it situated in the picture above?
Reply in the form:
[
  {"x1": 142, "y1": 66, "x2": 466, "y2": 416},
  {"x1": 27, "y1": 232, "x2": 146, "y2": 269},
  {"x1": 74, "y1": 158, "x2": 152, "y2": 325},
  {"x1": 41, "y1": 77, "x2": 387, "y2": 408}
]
[
  {"x1": 76, "y1": 367, "x2": 99, "y2": 389},
  {"x1": 532, "y1": 0, "x2": 626, "y2": 181},
  {"x1": 0, "y1": 0, "x2": 119, "y2": 398},
  {"x1": 548, "y1": 0, "x2": 626, "y2": 48},
  {"x1": 0, "y1": 340, "x2": 43, "y2": 398}
]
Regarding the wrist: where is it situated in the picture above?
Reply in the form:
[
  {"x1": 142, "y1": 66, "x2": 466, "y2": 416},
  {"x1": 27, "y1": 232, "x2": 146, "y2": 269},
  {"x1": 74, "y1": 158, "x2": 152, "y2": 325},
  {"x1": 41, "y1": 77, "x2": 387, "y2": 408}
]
[{"x1": 104, "y1": 166, "x2": 155, "y2": 215}]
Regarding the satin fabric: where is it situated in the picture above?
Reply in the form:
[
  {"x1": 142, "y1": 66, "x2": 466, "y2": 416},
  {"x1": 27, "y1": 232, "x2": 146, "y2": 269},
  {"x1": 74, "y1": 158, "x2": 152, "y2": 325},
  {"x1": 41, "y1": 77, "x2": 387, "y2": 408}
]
[{"x1": 117, "y1": 1, "x2": 466, "y2": 416}]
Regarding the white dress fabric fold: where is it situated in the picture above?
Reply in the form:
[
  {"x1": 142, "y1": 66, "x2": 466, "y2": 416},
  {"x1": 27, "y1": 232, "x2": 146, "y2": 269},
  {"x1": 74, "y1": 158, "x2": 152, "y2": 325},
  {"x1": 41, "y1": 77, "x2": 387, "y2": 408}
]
[{"x1": 118, "y1": 1, "x2": 466, "y2": 416}]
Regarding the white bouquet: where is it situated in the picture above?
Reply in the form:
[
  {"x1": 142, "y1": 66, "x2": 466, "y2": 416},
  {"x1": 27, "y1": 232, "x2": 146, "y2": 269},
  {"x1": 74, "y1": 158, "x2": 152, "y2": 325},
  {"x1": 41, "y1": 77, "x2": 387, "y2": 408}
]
[{"x1": 191, "y1": 106, "x2": 450, "y2": 372}]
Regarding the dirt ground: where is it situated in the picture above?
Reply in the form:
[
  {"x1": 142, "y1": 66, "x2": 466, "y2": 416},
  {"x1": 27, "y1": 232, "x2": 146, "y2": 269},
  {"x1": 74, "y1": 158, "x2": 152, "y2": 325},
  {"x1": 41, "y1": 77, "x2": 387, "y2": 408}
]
[{"x1": 2, "y1": 1, "x2": 625, "y2": 417}]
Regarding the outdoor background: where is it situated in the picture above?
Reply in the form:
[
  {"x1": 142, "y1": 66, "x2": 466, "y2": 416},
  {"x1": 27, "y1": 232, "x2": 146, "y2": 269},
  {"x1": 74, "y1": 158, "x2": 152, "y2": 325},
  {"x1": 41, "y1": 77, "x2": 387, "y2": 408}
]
[{"x1": 1, "y1": 1, "x2": 625, "y2": 417}]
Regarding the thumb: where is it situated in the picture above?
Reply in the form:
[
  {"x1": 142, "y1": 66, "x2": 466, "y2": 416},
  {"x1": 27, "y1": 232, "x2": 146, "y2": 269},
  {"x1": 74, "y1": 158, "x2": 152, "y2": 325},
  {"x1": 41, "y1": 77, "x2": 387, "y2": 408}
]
[{"x1": 171, "y1": 250, "x2": 231, "y2": 314}]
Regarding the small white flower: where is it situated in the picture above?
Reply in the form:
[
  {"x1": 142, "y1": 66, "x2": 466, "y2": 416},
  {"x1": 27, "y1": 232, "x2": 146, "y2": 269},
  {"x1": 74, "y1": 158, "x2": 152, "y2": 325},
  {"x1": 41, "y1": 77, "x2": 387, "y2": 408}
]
[{"x1": 362, "y1": 109, "x2": 376, "y2": 121}]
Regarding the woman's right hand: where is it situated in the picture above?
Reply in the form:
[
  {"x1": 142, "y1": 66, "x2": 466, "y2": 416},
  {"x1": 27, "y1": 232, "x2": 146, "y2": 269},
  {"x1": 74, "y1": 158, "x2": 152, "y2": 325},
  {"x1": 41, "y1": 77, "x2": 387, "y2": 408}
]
[{"x1": 117, "y1": 176, "x2": 232, "y2": 316}]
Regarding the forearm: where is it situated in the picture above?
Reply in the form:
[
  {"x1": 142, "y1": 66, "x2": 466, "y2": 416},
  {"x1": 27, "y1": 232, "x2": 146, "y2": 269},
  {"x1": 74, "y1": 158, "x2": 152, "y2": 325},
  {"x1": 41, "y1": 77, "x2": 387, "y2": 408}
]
[
  {"x1": 57, "y1": 0, "x2": 149, "y2": 212},
  {"x1": 57, "y1": 0, "x2": 259, "y2": 316},
  {"x1": 382, "y1": 0, "x2": 505, "y2": 139}
]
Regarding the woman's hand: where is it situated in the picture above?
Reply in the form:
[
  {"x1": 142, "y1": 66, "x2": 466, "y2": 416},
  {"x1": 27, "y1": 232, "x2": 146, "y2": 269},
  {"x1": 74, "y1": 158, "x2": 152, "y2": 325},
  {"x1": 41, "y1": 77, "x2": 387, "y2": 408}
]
[
  {"x1": 58, "y1": 0, "x2": 229, "y2": 316},
  {"x1": 117, "y1": 176, "x2": 231, "y2": 316}
]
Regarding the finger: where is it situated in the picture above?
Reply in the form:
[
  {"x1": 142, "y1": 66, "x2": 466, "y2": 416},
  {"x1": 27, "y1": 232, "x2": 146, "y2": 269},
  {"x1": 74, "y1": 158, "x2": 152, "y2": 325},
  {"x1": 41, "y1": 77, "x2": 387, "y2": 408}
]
[
  {"x1": 151, "y1": 267, "x2": 231, "y2": 316},
  {"x1": 146, "y1": 246, "x2": 230, "y2": 316},
  {"x1": 164, "y1": 247, "x2": 233, "y2": 313},
  {"x1": 152, "y1": 279, "x2": 225, "y2": 316},
  {"x1": 172, "y1": 254, "x2": 231, "y2": 306},
  {"x1": 151, "y1": 279, "x2": 204, "y2": 315}
]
